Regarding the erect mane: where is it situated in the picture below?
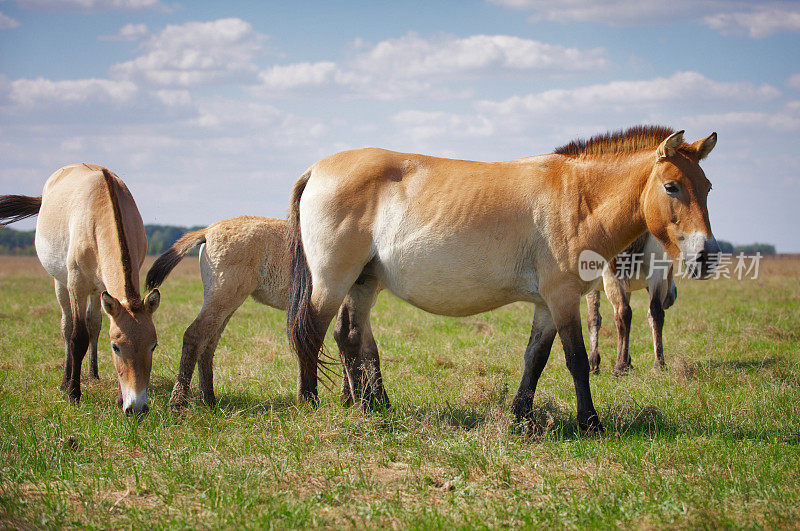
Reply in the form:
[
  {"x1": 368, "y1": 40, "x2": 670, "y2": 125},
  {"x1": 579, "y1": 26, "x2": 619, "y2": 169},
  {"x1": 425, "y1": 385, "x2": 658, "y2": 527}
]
[{"x1": 554, "y1": 125, "x2": 677, "y2": 157}]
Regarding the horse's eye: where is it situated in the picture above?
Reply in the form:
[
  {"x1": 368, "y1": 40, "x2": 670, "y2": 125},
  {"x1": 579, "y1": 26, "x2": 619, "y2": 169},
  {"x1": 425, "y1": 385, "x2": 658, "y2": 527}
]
[
  {"x1": 111, "y1": 343, "x2": 120, "y2": 354},
  {"x1": 151, "y1": 343, "x2": 158, "y2": 352},
  {"x1": 664, "y1": 182, "x2": 680, "y2": 196}
]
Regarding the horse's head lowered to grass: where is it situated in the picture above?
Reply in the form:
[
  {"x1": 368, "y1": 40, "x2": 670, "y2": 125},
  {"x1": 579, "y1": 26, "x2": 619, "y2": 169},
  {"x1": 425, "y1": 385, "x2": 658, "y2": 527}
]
[
  {"x1": 642, "y1": 130, "x2": 720, "y2": 278},
  {"x1": 101, "y1": 289, "x2": 160, "y2": 415}
]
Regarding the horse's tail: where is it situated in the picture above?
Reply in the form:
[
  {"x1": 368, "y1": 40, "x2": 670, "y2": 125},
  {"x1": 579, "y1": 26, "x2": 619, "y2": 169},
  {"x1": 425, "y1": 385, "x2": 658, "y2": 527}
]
[
  {"x1": 145, "y1": 228, "x2": 207, "y2": 291},
  {"x1": 286, "y1": 170, "x2": 332, "y2": 381},
  {"x1": 0, "y1": 195, "x2": 42, "y2": 226}
]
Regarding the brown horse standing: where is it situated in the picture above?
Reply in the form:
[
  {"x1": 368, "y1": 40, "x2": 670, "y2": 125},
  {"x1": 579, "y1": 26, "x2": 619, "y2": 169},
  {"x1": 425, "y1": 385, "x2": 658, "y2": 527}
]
[
  {"x1": 0, "y1": 164, "x2": 160, "y2": 414},
  {"x1": 286, "y1": 126, "x2": 719, "y2": 432}
]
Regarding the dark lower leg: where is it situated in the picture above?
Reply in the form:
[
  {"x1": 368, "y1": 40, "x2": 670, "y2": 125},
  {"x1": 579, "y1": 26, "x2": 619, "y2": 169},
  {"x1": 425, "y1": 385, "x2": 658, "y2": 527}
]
[
  {"x1": 359, "y1": 331, "x2": 389, "y2": 408},
  {"x1": 586, "y1": 291, "x2": 602, "y2": 373},
  {"x1": 67, "y1": 320, "x2": 90, "y2": 402},
  {"x1": 558, "y1": 320, "x2": 603, "y2": 433},
  {"x1": 613, "y1": 303, "x2": 633, "y2": 375},
  {"x1": 61, "y1": 342, "x2": 72, "y2": 391},
  {"x1": 512, "y1": 308, "x2": 557, "y2": 421},
  {"x1": 87, "y1": 297, "x2": 101, "y2": 379},
  {"x1": 170, "y1": 319, "x2": 208, "y2": 407},
  {"x1": 648, "y1": 297, "x2": 666, "y2": 369},
  {"x1": 196, "y1": 315, "x2": 230, "y2": 406}
]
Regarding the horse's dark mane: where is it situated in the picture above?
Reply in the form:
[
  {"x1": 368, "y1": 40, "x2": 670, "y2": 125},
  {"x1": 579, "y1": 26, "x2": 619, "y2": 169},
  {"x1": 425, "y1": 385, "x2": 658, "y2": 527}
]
[
  {"x1": 101, "y1": 168, "x2": 142, "y2": 307},
  {"x1": 554, "y1": 125, "x2": 677, "y2": 157}
]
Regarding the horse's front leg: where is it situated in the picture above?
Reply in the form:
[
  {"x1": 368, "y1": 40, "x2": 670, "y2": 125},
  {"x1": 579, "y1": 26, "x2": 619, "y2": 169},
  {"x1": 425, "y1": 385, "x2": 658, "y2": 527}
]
[
  {"x1": 86, "y1": 294, "x2": 102, "y2": 379},
  {"x1": 586, "y1": 290, "x2": 602, "y2": 374},
  {"x1": 604, "y1": 273, "x2": 633, "y2": 376},
  {"x1": 511, "y1": 304, "x2": 557, "y2": 422},
  {"x1": 648, "y1": 291, "x2": 666, "y2": 370},
  {"x1": 549, "y1": 295, "x2": 604, "y2": 434}
]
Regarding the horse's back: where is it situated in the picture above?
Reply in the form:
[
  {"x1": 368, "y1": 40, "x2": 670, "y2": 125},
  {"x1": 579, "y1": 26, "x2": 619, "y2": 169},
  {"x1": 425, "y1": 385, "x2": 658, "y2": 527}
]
[
  {"x1": 35, "y1": 164, "x2": 145, "y2": 284},
  {"x1": 200, "y1": 216, "x2": 290, "y2": 310}
]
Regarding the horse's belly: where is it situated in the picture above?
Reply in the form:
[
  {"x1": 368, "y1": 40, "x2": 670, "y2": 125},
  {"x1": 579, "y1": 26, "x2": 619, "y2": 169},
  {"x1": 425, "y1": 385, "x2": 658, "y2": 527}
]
[
  {"x1": 34, "y1": 223, "x2": 69, "y2": 284},
  {"x1": 373, "y1": 243, "x2": 536, "y2": 317}
]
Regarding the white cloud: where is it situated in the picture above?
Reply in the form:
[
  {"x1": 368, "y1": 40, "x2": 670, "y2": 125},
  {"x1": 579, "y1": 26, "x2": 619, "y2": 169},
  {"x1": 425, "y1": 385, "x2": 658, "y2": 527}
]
[
  {"x1": 0, "y1": 11, "x2": 19, "y2": 29},
  {"x1": 9, "y1": 77, "x2": 138, "y2": 106},
  {"x1": 788, "y1": 74, "x2": 800, "y2": 90},
  {"x1": 488, "y1": 0, "x2": 709, "y2": 25},
  {"x1": 258, "y1": 61, "x2": 338, "y2": 90},
  {"x1": 154, "y1": 89, "x2": 191, "y2": 107},
  {"x1": 111, "y1": 18, "x2": 265, "y2": 86},
  {"x1": 254, "y1": 32, "x2": 608, "y2": 100},
  {"x1": 393, "y1": 110, "x2": 495, "y2": 142},
  {"x1": 704, "y1": 7, "x2": 800, "y2": 38},
  {"x1": 350, "y1": 32, "x2": 609, "y2": 77},
  {"x1": 99, "y1": 22, "x2": 148, "y2": 41},
  {"x1": 477, "y1": 71, "x2": 781, "y2": 116},
  {"x1": 13, "y1": 0, "x2": 163, "y2": 11},
  {"x1": 488, "y1": 0, "x2": 800, "y2": 37}
]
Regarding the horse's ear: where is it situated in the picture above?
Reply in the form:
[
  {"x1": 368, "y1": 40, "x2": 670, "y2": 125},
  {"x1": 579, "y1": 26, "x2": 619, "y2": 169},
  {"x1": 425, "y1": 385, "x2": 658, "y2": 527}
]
[
  {"x1": 690, "y1": 132, "x2": 717, "y2": 160},
  {"x1": 101, "y1": 291, "x2": 121, "y2": 318},
  {"x1": 656, "y1": 130, "x2": 685, "y2": 160},
  {"x1": 144, "y1": 289, "x2": 160, "y2": 314}
]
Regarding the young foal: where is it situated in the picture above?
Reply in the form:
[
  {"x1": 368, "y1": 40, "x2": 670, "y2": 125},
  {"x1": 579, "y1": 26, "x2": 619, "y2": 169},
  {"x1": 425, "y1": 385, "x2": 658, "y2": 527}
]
[
  {"x1": 287, "y1": 126, "x2": 719, "y2": 433},
  {"x1": 0, "y1": 164, "x2": 160, "y2": 414},
  {"x1": 145, "y1": 216, "x2": 388, "y2": 408},
  {"x1": 586, "y1": 232, "x2": 678, "y2": 376}
]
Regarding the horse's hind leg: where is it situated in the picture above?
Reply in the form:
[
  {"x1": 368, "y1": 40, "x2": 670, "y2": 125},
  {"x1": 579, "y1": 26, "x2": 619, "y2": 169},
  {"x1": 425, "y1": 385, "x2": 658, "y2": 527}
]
[
  {"x1": 334, "y1": 275, "x2": 389, "y2": 409},
  {"x1": 86, "y1": 294, "x2": 102, "y2": 379},
  {"x1": 171, "y1": 302, "x2": 240, "y2": 408},
  {"x1": 55, "y1": 280, "x2": 73, "y2": 391},
  {"x1": 647, "y1": 288, "x2": 666, "y2": 370},
  {"x1": 586, "y1": 290, "x2": 602, "y2": 374},
  {"x1": 64, "y1": 275, "x2": 90, "y2": 402},
  {"x1": 197, "y1": 312, "x2": 234, "y2": 406},
  {"x1": 604, "y1": 273, "x2": 633, "y2": 376},
  {"x1": 511, "y1": 304, "x2": 557, "y2": 422}
]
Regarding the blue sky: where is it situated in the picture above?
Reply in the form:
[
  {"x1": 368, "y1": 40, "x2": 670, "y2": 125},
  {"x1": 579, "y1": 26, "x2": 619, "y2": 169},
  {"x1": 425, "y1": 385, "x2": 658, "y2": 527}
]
[{"x1": 1, "y1": 0, "x2": 799, "y2": 250}]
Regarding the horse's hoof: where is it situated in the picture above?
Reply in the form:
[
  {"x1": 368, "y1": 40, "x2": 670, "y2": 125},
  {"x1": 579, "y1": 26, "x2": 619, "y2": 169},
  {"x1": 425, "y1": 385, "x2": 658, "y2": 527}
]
[
  {"x1": 200, "y1": 393, "x2": 217, "y2": 408},
  {"x1": 579, "y1": 414, "x2": 605, "y2": 435},
  {"x1": 612, "y1": 365, "x2": 633, "y2": 377},
  {"x1": 67, "y1": 386, "x2": 81, "y2": 403},
  {"x1": 340, "y1": 392, "x2": 354, "y2": 407}
]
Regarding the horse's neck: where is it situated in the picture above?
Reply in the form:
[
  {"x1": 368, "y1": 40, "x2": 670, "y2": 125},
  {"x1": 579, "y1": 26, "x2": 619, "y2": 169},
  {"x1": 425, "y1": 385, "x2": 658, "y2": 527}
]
[
  {"x1": 574, "y1": 153, "x2": 652, "y2": 261},
  {"x1": 95, "y1": 222, "x2": 141, "y2": 303}
]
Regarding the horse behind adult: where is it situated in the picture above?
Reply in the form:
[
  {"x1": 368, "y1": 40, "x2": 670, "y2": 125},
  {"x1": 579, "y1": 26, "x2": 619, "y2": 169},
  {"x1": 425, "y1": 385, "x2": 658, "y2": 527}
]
[
  {"x1": 287, "y1": 126, "x2": 719, "y2": 433},
  {"x1": 0, "y1": 164, "x2": 160, "y2": 414}
]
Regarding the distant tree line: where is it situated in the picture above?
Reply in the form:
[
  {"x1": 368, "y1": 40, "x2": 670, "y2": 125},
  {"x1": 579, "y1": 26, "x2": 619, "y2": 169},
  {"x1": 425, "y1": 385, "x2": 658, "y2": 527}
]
[
  {"x1": 0, "y1": 226, "x2": 779, "y2": 256},
  {"x1": 716, "y1": 240, "x2": 776, "y2": 255},
  {"x1": 0, "y1": 224, "x2": 204, "y2": 256}
]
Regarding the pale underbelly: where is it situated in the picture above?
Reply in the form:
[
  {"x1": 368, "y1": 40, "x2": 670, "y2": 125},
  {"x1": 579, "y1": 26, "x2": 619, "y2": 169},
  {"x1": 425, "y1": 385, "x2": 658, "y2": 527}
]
[{"x1": 372, "y1": 249, "x2": 540, "y2": 317}]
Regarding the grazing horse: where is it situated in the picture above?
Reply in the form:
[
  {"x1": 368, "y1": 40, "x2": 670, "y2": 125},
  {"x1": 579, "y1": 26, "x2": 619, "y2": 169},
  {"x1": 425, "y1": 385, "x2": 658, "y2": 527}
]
[
  {"x1": 144, "y1": 216, "x2": 388, "y2": 408},
  {"x1": 286, "y1": 125, "x2": 719, "y2": 433},
  {"x1": 586, "y1": 232, "x2": 678, "y2": 376},
  {"x1": 0, "y1": 164, "x2": 160, "y2": 414}
]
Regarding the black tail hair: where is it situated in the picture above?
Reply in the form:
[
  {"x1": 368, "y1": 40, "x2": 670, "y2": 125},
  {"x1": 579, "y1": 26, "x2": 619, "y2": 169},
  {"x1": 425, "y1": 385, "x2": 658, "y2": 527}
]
[
  {"x1": 145, "y1": 228, "x2": 208, "y2": 291},
  {"x1": 286, "y1": 170, "x2": 337, "y2": 386},
  {"x1": 0, "y1": 195, "x2": 42, "y2": 225}
]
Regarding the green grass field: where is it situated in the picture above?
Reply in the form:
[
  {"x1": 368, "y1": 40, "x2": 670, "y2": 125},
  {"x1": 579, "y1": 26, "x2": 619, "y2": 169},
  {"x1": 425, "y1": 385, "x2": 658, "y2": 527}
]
[{"x1": 1, "y1": 255, "x2": 798, "y2": 528}]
